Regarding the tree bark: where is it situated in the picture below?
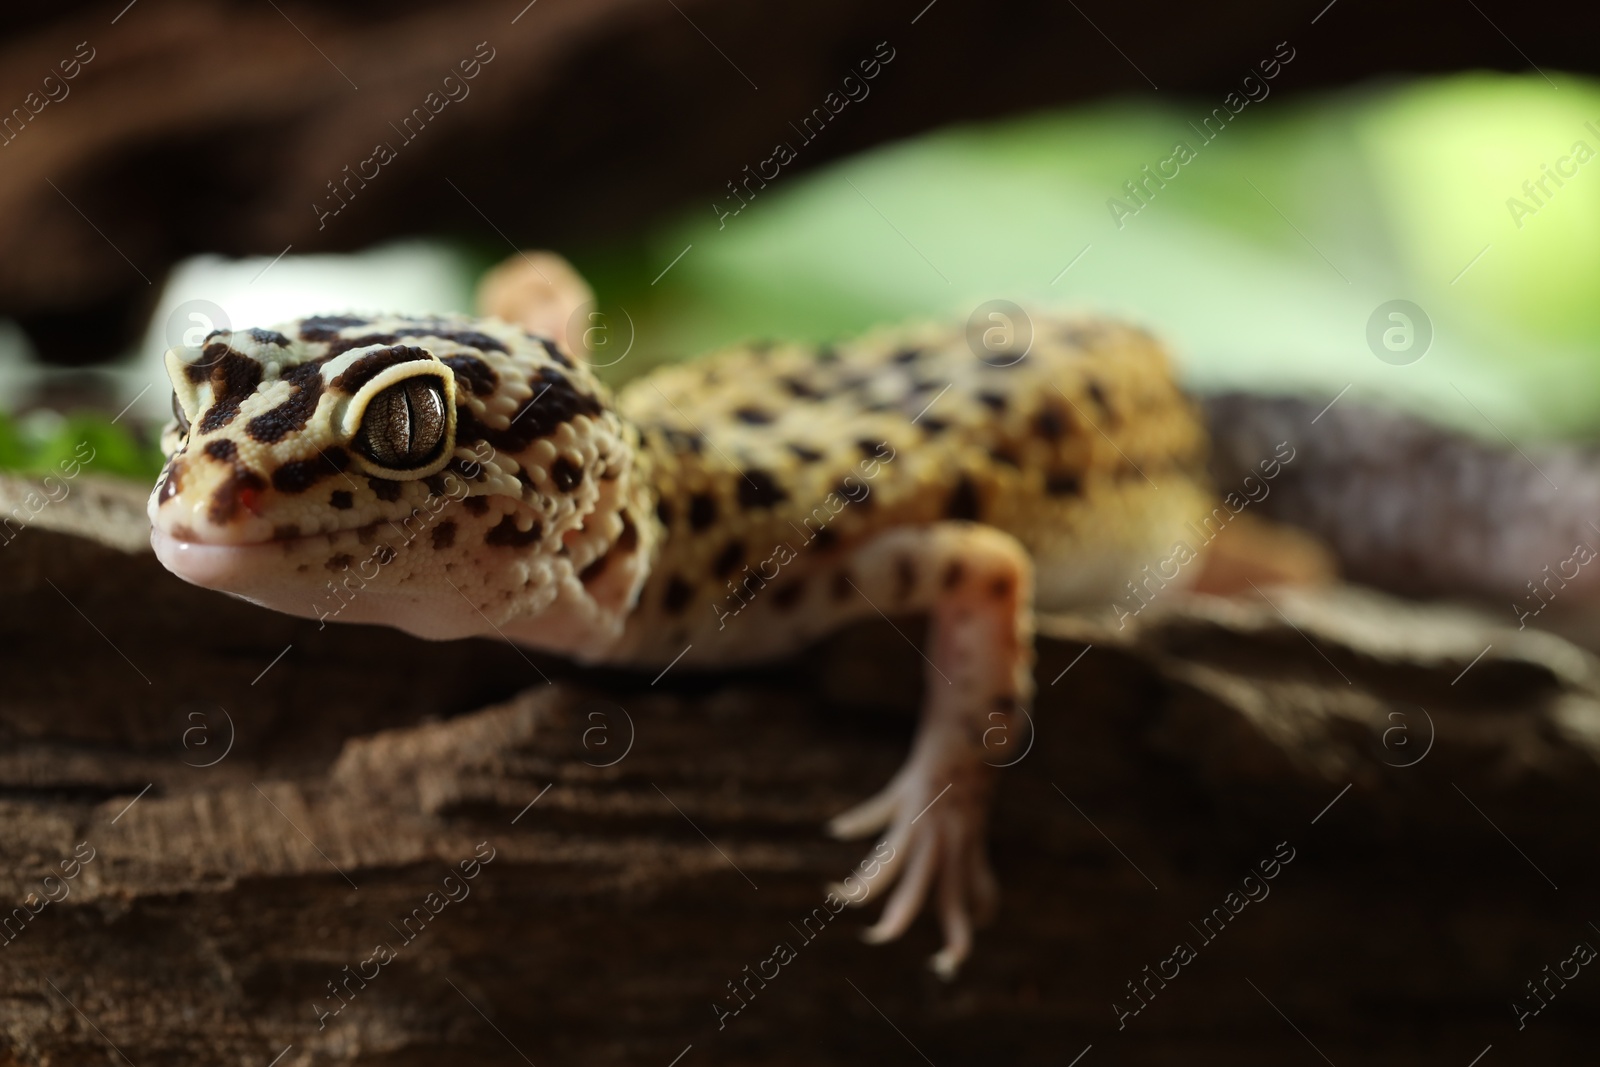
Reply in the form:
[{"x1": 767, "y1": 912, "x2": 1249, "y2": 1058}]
[{"x1": 3, "y1": 471, "x2": 1600, "y2": 1065}]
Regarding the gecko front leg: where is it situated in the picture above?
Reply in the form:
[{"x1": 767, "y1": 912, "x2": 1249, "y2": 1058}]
[{"x1": 826, "y1": 522, "x2": 1035, "y2": 978}]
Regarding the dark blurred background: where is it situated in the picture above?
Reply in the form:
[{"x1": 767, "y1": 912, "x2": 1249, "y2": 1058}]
[{"x1": 1, "y1": 0, "x2": 1595, "y2": 357}]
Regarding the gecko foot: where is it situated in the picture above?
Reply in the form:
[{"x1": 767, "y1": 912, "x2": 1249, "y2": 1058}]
[{"x1": 828, "y1": 725, "x2": 999, "y2": 979}]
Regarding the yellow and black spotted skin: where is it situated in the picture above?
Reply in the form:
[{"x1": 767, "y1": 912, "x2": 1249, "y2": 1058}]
[
  {"x1": 613, "y1": 315, "x2": 1211, "y2": 665},
  {"x1": 150, "y1": 310, "x2": 1208, "y2": 664},
  {"x1": 148, "y1": 305, "x2": 1212, "y2": 975}
]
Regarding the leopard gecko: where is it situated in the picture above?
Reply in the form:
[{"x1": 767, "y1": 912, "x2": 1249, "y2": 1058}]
[{"x1": 147, "y1": 255, "x2": 1212, "y2": 977}]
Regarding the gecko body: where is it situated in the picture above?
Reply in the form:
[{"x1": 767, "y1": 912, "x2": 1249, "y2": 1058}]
[{"x1": 149, "y1": 302, "x2": 1211, "y2": 974}]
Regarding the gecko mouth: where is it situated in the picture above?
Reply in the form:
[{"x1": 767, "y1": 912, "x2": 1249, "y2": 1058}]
[
  {"x1": 150, "y1": 527, "x2": 294, "y2": 591},
  {"x1": 150, "y1": 523, "x2": 488, "y2": 641},
  {"x1": 150, "y1": 517, "x2": 418, "y2": 591}
]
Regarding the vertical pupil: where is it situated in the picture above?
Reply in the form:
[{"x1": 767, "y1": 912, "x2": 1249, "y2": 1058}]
[{"x1": 362, "y1": 377, "x2": 445, "y2": 468}]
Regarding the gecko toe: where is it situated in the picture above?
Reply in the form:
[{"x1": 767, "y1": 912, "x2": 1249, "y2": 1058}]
[
  {"x1": 827, "y1": 776, "x2": 903, "y2": 840},
  {"x1": 862, "y1": 829, "x2": 938, "y2": 943}
]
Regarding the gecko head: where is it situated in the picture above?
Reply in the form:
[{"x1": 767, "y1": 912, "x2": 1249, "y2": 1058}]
[{"x1": 148, "y1": 314, "x2": 647, "y2": 642}]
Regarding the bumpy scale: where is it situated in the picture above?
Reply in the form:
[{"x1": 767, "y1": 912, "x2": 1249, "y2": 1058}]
[{"x1": 149, "y1": 264, "x2": 1212, "y2": 976}]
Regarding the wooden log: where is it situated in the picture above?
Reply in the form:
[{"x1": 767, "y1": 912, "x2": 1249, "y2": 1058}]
[{"x1": 3, "y1": 470, "x2": 1600, "y2": 1064}]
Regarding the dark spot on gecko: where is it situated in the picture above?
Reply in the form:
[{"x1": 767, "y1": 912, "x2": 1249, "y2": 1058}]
[
  {"x1": 788, "y1": 443, "x2": 823, "y2": 463},
  {"x1": 919, "y1": 418, "x2": 949, "y2": 435},
  {"x1": 551, "y1": 457, "x2": 584, "y2": 493},
  {"x1": 946, "y1": 476, "x2": 981, "y2": 521},
  {"x1": 772, "y1": 580, "x2": 805, "y2": 610},
  {"x1": 330, "y1": 345, "x2": 431, "y2": 394},
  {"x1": 892, "y1": 347, "x2": 921, "y2": 364},
  {"x1": 246, "y1": 361, "x2": 325, "y2": 443},
  {"x1": 271, "y1": 447, "x2": 350, "y2": 494},
  {"x1": 894, "y1": 556, "x2": 916, "y2": 601},
  {"x1": 856, "y1": 438, "x2": 889, "y2": 459},
  {"x1": 734, "y1": 406, "x2": 773, "y2": 425},
  {"x1": 977, "y1": 391, "x2": 1007, "y2": 413},
  {"x1": 368, "y1": 477, "x2": 402, "y2": 502},
  {"x1": 737, "y1": 470, "x2": 787, "y2": 509},
  {"x1": 991, "y1": 575, "x2": 1014, "y2": 600},
  {"x1": 423, "y1": 474, "x2": 450, "y2": 497},
  {"x1": 811, "y1": 526, "x2": 839, "y2": 551},
  {"x1": 454, "y1": 367, "x2": 602, "y2": 452},
  {"x1": 326, "y1": 554, "x2": 353, "y2": 571},
  {"x1": 299, "y1": 315, "x2": 368, "y2": 342},
  {"x1": 485, "y1": 515, "x2": 543, "y2": 547},
  {"x1": 442, "y1": 354, "x2": 498, "y2": 396},
  {"x1": 462, "y1": 496, "x2": 490, "y2": 516},
  {"x1": 1087, "y1": 379, "x2": 1111, "y2": 414},
  {"x1": 663, "y1": 576, "x2": 694, "y2": 614},
  {"x1": 942, "y1": 561, "x2": 965, "y2": 589},
  {"x1": 658, "y1": 427, "x2": 704, "y2": 455},
  {"x1": 1034, "y1": 404, "x2": 1067, "y2": 442},
  {"x1": 655, "y1": 499, "x2": 675, "y2": 528},
  {"x1": 780, "y1": 377, "x2": 822, "y2": 400},
  {"x1": 329, "y1": 490, "x2": 353, "y2": 510},
  {"x1": 324, "y1": 332, "x2": 400, "y2": 358},
  {"x1": 1061, "y1": 325, "x2": 1100, "y2": 348},
  {"x1": 432, "y1": 521, "x2": 456, "y2": 549},
  {"x1": 831, "y1": 571, "x2": 853, "y2": 601},
  {"x1": 207, "y1": 467, "x2": 267, "y2": 524},
  {"x1": 540, "y1": 338, "x2": 574, "y2": 368},
  {"x1": 991, "y1": 447, "x2": 1020, "y2": 468},
  {"x1": 203, "y1": 439, "x2": 237, "y2": 462},
  {"x1": 834, "y1": 478, "x2": 870, "y2": 508},
  {"x1": 688, "y1": 493, "x2": 717, "y2": 531},
  {"x1": 273, "y1": 524, "x2": 300, "y2": 540},
  {"x1": 194, "y1": 348, "x2": 264, "y2": 432},
  {"x1": 712, "y1": 540, "x2": 744, "y2": 578},
  {"x1": 1046, "y1": 472, "x2": 1083, "y2": 496},
  {"x1": 513, "y1": 466, "x2": 538, "y2": 498},
  {"x1": 248, "y1": 328, "x2": 291, "y2": 347},
  {"x1": 429, "y1": 328, "x2": 506, "y2": 353}
]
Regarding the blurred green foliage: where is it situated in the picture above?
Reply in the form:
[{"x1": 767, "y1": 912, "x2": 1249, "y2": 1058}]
[
  {"x1": 575, "y1": 72, "x2": 1600, "y2": 440},
  {"x1": 0, "y1": 410, "x2": 163, "y2": 480}
]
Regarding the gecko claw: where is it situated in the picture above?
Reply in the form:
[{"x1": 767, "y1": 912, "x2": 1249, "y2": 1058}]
[{"x1": 830, "y1": 724, "x2": 998, "y2": 976}]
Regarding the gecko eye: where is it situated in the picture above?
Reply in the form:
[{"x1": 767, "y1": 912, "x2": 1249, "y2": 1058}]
[
  {"x1": 355, "y1": 376, "x2": 448, "y2": 470},
  {"x1": 171, "y1": 391, "x2": 191, "y2": 434}
]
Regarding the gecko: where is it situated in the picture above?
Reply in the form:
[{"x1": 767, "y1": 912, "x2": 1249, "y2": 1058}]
[{"x1": 147, "y1": 254, "x2": 1213, "y2": 977}]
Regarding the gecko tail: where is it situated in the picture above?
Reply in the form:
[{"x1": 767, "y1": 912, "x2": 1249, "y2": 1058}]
[{"x1": 1200, "y1": 391, "x2": 1600, "y2": 617}]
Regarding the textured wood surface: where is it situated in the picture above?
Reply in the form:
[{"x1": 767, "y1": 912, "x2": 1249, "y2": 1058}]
[{"x1": 3, "y1": 471, "x2": 1600, "y2": 1065}]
